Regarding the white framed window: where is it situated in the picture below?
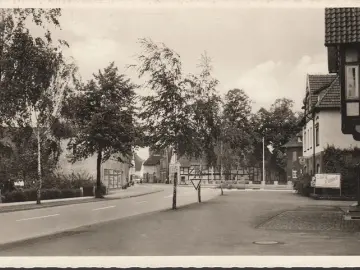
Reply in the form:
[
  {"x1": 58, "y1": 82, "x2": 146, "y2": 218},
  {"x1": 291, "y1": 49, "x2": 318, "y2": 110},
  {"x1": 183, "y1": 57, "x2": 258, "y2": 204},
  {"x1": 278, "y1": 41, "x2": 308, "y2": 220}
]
[
  {"x1": 346, "y1": 102, "x2": 360, "y2": 116},
  {"x1": 304, "y1": 131, "x2": 307, "y2": 152},
  {"x1": 310, "y1": 127, "x2": 312, "y2": 149},
  {"x1": 345, "y1": 65, "x2": 359, "y2": 100},
  {"x1": 292, "y1": 170, "x2": 297, "y2": 179}
]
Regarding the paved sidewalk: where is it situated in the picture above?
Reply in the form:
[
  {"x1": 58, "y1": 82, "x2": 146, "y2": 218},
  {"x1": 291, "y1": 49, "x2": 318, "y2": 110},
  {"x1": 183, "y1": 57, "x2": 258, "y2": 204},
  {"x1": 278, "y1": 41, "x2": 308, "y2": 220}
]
[{"x1": 0, "y1": 185, "x2": 164, "y2": 213}]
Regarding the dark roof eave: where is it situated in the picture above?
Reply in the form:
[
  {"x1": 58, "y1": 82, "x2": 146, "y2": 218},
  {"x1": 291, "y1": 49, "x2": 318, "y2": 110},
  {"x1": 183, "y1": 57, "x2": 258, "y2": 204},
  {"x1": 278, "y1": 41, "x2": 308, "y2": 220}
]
[{"x1": 313, "y1": 106, "x2": 340, "y2": 113}]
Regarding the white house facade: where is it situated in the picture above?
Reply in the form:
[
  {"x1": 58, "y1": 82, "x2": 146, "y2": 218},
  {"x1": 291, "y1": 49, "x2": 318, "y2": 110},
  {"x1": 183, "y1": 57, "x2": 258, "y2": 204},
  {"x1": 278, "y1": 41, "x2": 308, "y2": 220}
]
[{"x1": 302, "y1": 74, "x2": 360, "y2": 175}]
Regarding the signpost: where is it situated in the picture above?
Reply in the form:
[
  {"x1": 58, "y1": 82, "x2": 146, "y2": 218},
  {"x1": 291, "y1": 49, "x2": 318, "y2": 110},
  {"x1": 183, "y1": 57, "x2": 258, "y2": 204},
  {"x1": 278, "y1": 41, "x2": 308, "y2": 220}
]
[{"x1": 190, "y1": 165, "x2": 202, "y2": 190}]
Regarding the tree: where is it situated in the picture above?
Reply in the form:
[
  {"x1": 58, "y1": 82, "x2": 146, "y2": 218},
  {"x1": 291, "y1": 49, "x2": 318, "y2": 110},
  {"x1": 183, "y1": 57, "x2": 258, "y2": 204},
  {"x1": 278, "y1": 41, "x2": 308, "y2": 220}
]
[
  {"x1": 248, "y1": 98, "x2": 302, "y2": 181},
  {"x1": 186, "y1": 52, "x2": 222, "y2": 202},
  {"x1": 63, "y1": 62, "x2": 138, "y2": 198},
  {"x1": 133, "y1": 38, "x2": 195, "y2": 209},
  {"x1": 221, "y1": 89, "x2": 254, "y2": 171},
  {"x1": 0, "y1": 8, "x2": 78, "y2": 204}
]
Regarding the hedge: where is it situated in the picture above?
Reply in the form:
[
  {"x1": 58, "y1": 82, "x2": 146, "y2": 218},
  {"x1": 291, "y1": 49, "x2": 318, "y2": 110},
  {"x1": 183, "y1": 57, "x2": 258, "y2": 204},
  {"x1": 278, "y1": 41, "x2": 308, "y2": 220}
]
[{"x1": 2, "y1": 188, "x2": 82, "y2": 203}]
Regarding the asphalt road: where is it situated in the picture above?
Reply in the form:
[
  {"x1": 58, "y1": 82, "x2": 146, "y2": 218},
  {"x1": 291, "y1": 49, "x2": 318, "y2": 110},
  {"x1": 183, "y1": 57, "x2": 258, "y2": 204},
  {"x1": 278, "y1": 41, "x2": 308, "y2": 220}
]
[
  {"x1": 1, "y1": 189, "x2": 359, "y2": 256},
  {"x1": 0, "y1": 184, "x2": 218, "y2": 247}
]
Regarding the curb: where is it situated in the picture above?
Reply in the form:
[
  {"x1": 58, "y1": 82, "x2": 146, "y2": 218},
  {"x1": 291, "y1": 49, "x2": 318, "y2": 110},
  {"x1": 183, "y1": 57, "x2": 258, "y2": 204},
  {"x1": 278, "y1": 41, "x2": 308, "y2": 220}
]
[{"x1": 0, "y1": 189, "x2": 164, "y2": 214}]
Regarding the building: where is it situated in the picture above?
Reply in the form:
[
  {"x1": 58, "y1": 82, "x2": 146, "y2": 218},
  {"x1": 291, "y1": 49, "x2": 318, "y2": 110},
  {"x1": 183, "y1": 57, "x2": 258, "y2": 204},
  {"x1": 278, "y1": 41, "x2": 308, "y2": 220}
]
[
  {"x1": 129, "y1": 153, "x2": 144, "y2": 180},
  {"x1": 282, "y1": 133, "x2": 303, "y2": 182},
  {"x1": 57, "y1": 139, "x2": 131, "y2": 190},
  {"x1": 142, "y1": 153, "x2": 162, "y2": 183},
  {"x1": 169, "y1": 152, "x2": 263, "y2": 185},
  {"x1": 324, "y1": 8, "x2": 360, "y2": 137},
  {"x1": 301, "y1": 74, "x2": 360, "y2": 175}
]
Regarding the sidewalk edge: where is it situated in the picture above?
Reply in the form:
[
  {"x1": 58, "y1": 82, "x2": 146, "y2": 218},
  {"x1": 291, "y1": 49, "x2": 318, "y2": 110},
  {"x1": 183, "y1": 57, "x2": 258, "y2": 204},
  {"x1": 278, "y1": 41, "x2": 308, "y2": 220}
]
[{"x1": 0, "y1": 189, "x2": 164, "y2": 214}]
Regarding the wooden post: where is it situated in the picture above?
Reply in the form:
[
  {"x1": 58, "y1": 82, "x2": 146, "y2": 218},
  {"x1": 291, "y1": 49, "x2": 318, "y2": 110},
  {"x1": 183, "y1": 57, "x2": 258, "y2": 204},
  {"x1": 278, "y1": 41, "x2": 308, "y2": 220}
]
[
  {"x1": 357, "y1": 166, "x2": 360, "y2": 206},
  {"x1": 198, "y1": 161, "x2": 202, "y2": 203},
  {"x1": 172, "y1": 172, "x2": 177, "y2": 210}
]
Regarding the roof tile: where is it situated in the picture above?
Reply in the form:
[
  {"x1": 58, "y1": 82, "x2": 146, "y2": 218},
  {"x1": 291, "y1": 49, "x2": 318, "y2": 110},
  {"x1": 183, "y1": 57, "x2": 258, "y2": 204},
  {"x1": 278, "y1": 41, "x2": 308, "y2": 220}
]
[{"x1": 325, "y1": 8, "x2": 360, "y2": 45}]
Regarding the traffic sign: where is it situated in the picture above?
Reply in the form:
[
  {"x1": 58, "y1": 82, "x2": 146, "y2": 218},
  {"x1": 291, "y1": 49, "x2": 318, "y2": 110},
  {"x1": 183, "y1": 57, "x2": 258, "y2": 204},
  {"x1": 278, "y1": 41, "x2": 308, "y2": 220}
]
[
  {"x1": 190, "y1": 179, "x2": 202, "y2": 190},
  {"x1": 169, "y1": 162, "x2": 180, "y2": 174},
  {"x1": 298, "y1": 156, "x2": 305, "y2": 166}
]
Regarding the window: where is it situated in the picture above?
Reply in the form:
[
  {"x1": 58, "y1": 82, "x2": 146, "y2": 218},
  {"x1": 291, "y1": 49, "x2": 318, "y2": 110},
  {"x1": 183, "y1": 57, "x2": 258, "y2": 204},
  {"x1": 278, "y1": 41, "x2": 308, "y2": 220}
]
[
  {"x1": 310, "y1": 127, "x2": 312, "y2": 149},
  {"x1": 304, "y1": 131, "x2": 307, "y2": 152},
  {"x1": 308, "y1": 129, "x2": 310, "y2": 150},
  {"x1": 315, "y1": 123, "x2": 319, "y2": 146},
  {"x1": 292, "y1": 170, "x2": 297, "y2": 179},
  {"x1": 292, "y1": 151, "x2": 297, "y2": 162},
  {"x1": 345, "y1": 65, "x2": 359, "y2": 100},
  {"x1": 316, "y1": 164, "x2": 320, "y2": 174},
  {"x1": 346, "y1": 47, "x2": 359, "y2": 63}
]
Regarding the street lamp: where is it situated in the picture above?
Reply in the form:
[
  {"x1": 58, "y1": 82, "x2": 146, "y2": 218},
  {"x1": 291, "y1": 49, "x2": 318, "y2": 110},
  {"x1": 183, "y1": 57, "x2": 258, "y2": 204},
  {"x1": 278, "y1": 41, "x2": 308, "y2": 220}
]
[{"x1": 262, "y1": 135, "x2": 265, "y2": 185}]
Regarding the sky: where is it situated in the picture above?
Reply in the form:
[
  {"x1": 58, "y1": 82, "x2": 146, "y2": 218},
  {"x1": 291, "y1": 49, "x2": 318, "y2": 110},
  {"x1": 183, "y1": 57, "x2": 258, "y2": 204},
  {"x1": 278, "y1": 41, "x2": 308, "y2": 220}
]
[{"x1": 45, "y1": 5, "x2": 329, "y2": 160}]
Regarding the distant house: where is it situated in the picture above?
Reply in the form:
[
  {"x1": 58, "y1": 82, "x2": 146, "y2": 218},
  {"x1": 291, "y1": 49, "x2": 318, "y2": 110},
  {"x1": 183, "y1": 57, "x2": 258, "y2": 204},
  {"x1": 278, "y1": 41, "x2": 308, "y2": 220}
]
[
  {"x1": 301, "y1": 74, "x2": 360, "y2": 175},
  {"x1": 129, "y1": 153, "x2": 144, "y2": 180},
  {"x1": 142, "y1": 153, "x2": 162, "y2": 183},
  {"x1": 56, "y1": 139, "x2": 131, "y2": 190},
  {"x1": 169, "y1": 153, "x2": 261, "y2": 185},
  {"x1": 282, "y1": 133, "x2": 303, "y2": 182}
]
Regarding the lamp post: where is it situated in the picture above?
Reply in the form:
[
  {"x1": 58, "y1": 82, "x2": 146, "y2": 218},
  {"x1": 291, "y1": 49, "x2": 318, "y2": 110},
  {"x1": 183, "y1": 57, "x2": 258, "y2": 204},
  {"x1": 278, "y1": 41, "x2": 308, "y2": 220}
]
[{"x1": 262, "y1": 135, "x2": 265, "y2": 185}]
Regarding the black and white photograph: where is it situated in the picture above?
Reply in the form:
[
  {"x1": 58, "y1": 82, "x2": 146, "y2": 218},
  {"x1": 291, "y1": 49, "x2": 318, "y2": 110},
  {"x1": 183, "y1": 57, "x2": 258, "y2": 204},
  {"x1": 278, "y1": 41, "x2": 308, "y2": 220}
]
[{"x1": 1, "y1": 0, "x2": 360, "y2": 267}]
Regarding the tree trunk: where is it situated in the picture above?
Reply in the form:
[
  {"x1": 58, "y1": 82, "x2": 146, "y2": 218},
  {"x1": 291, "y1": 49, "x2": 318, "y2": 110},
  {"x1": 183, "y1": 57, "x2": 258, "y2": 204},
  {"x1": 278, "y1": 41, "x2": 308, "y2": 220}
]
[
  {"x1": 198, "y1": 180, "x2": 202, "y2": 202},
  {"x1": 172, "y1": 172, "x2": 177, "y2": 209},
  {"x1": 198, "y1": 161, "x2": 202, "y2": 203},
  {"x1": 36, "y1": 129, "x2": 42, "y2": 205},
  {"x1": 357, "y1": 168, "x2": 360, "y2": 207},
  {"x1": 220, "y1": 178, "x2": 224, "y2": 196},
  {"x1": 95, "y1": 149, "x2": 104, "y2": 199}
]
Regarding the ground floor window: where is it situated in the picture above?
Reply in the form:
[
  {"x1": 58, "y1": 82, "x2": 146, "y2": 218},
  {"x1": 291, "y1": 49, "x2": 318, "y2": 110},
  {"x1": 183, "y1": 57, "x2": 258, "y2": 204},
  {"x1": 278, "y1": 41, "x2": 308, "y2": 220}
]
[
  {"x1": 316, "y1": 164, "x2": 320, "y2": 174},
  {"x1": 104, "y1": 169, "x2": 123, "y2": 189}
]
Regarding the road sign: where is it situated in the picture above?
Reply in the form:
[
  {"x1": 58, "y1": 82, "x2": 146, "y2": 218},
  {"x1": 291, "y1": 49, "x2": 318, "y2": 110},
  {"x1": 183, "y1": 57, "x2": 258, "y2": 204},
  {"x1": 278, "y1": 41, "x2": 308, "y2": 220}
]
[
  {"x1": 190, "y1": 179, "x2": 202, "y2": 190},
  {"x1": 169, "y1": 162, "x2": 180, "y2": 174},
  {"x1": 298, "y1": 156, "x2": 305, "y2": 166},
  {"x1": 310, "y1": 176, "x2": 316, "y2": 187}
]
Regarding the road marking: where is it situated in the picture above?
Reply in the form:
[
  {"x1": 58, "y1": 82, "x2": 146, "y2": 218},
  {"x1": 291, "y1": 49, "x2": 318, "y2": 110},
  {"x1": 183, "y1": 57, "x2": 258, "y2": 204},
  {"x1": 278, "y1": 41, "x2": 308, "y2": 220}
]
[
  {"x1": 92, "y1": 205, "x2": 116, "y2": 211},
  {"x1": 136, "y1": 200, "x2": 147, "y2": 204},
  {"x1": 16, "y1": 214, "x2": 60, "y2": 222}
]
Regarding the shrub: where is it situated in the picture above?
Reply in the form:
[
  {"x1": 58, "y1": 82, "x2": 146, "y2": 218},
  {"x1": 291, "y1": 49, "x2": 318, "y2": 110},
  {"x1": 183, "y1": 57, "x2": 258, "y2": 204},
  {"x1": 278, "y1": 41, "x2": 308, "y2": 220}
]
[
  {"x1": 2, "y1": 188, "x2": 82, "y2": 203},
  {"x1": 293, "y1": 173, "x2": 312, "y2": 197},
  {"x1": 43, "y1": 172, "x2": 95, "y2": 190}
]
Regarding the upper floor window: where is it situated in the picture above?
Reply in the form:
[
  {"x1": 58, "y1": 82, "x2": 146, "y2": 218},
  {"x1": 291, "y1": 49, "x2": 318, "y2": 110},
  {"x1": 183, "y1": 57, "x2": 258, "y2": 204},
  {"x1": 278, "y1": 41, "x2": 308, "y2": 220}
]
[
  {"x1": 292, "y1": 151, "x2": 297, "y2": 162},
  {"x1": 345, "y1": 65, "x2": 359, "y2": 100},
  {"x1": 346, "y1": 47, "x2": 359, "y2": 63},
  {"x1": 304, "y1": 131, "x2": 307, "y2": 152},
  {"x1": 309, "y1": 127, "x2": 312, "y2": 149},
  {"x1": 315, "y1": 123, "x2": 319, "y2": 146}
]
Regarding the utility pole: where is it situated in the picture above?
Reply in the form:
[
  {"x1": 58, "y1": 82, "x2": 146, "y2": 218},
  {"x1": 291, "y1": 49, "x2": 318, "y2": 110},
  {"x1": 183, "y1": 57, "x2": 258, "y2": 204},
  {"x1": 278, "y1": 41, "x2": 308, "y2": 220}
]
[{"x1": 262, "y1": 135, "x2": 265, "y2": 185}]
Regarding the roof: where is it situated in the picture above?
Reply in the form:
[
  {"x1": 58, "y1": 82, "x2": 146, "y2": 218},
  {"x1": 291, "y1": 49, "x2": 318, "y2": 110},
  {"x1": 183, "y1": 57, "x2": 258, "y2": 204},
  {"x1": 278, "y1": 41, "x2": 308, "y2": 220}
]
[
  {"x1": 306, "y1": 74, "x2": 338, "y2": 109},
  {"x1": 316, "y1": 76, "x2": 341, "y2": 109},
  {"x1": 134, "y1": 153, "x2": 143, "y2": 171},
  {"x1": 143, "y1": 155, "x2": 162, "y2": 166},
  {"x1": 177, "y1": 156, "x2": 208, "y2": 167},
  {"x1": 282, "y1": 137, "x2": 302, "y2": 149},
  {"x1": 325, "y1": 8, "x2": 360, "y2": 46}
]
